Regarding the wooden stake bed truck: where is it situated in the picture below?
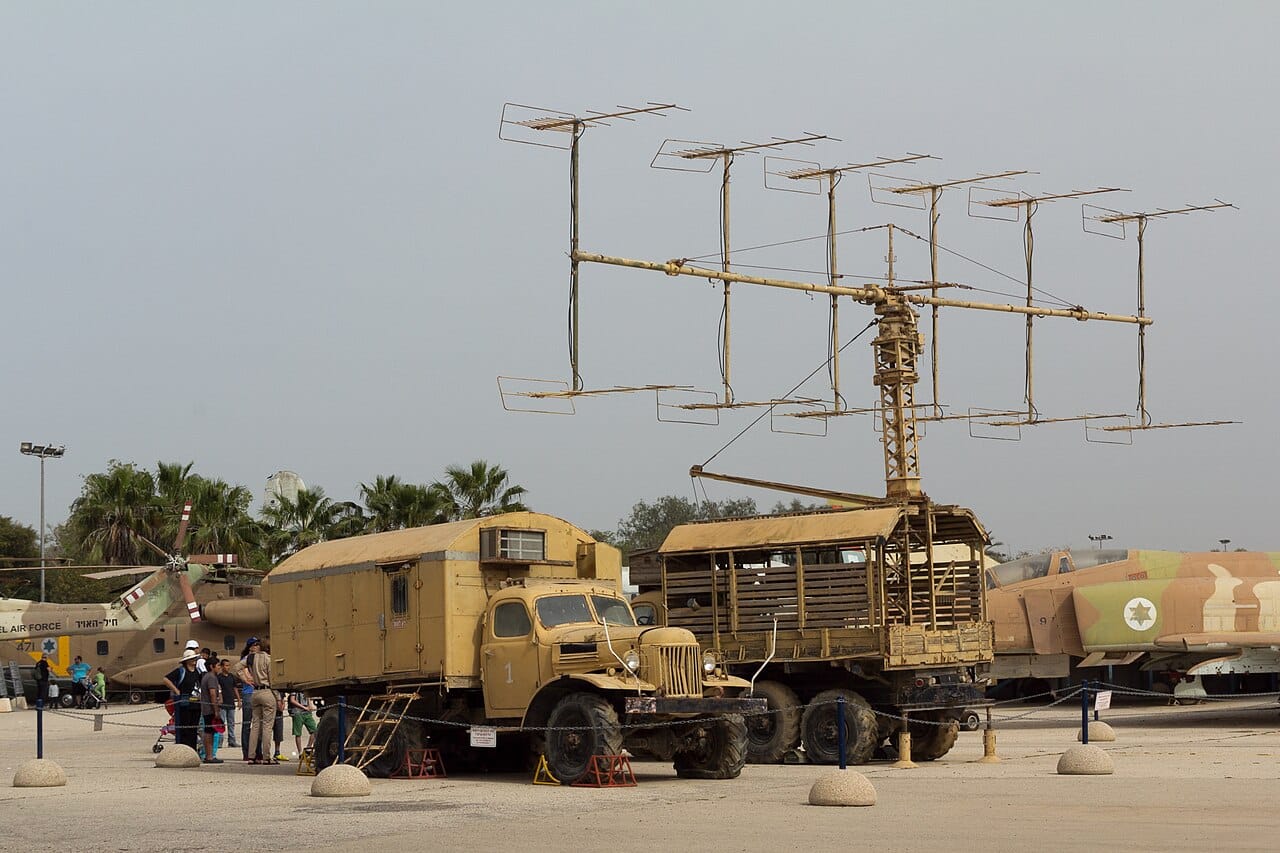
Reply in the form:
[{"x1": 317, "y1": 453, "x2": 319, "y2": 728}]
[
  {"x1": 267, "y1": 512, "x2": 763, "y2": 781},
  {"x1": 632, "y1": 502, "x2": 993, "y2": 765}
]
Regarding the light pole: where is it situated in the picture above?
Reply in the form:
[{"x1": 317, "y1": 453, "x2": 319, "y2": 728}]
[
  {"x1": 19, "y1": 442, "x2": 65, "y2": 602},
  {"x1": 1088, "y1": 533, "x2": 1113, "y2": 550}
]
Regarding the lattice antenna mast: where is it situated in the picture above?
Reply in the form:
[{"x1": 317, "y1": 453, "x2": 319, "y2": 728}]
[
  {"x1": 1084, "y1": 199, "x2": 1236, "y2": 427},
  {"x1": 765, "y1": 153, "x2": 935, "y2": 412},
  {"x1": 874, "y1": 170, "x2": 1029, "y2": 416},
  {"x1": 652, "y1": 132, "x2": 831, "y2": 404},
  {"x1": 973, "y1": 186, "x2": 1128, "y2": 422},
  {"x1": 499, "y1": 101, "x2": 686, "y2": 391}
]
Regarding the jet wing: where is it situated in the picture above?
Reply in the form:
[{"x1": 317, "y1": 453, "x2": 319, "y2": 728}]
[{"x1": 1154, "y1": 632, "x2": 1280, "y2": 651}]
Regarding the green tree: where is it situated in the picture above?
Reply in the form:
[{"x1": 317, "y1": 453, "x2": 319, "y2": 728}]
[
  {"x1": 611, "y1": 495, "x2": 757, "y2": 556},
  {"x1": 438, "y1": 461, "x2": 529, "y2": 520},
  {"x1": 0, "y1": 516, "x2": 39, "y2": 598},
  {"x1": 770, "y1": 498, "x2": 826, "y2": 514}
]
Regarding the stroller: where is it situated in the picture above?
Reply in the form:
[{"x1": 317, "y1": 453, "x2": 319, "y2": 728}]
[
  {"x1": 152, "y1": 698, "x2": 177, "y2": 753},
  {"x1": 81, "y1": 679, "x2": 107, "y2": 710},
  {"x1": 151, "y1": 697, "x2": 224, "y2": 758}
]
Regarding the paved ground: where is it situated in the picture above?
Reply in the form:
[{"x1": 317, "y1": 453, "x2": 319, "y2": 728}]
[{"x1": 3, "y1": 696, "x2": 1279, "y2": 852}]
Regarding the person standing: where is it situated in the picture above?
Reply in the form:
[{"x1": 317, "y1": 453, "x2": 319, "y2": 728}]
[
  {"x1": 199, "y1": 658, "x2": 224, "y2": 764},
  {"x1": 215, "y1": 658, "x2": 239, "y2": 748},
  {"x1": 92, "y1": 667, "x2": 108, "y2": 706},
  {"x1": 162, "y1": 650, "x2": 202, "y2": 750},
  {"x1": 69, "y1": 655, "x2": 91, "y2": 708},
  {"x1": 289, "y1": 691, "x2": 318, "y2": 757},
  {"x1": 33, "y1": 653, "x2": 51, "y2": 705},
  {"x1": 243, "y1": 638, "x2": 280, "y2": 765}
]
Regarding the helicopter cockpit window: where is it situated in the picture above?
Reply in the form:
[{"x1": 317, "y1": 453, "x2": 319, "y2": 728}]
[{"x1": 991, "y1": 553, "x2": 1052, "y2": 588}]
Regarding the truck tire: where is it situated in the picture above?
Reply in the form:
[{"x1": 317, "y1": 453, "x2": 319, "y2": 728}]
[
  {"x1": 801, "y1": 689, "x2": 878, "y2": 765},
  {"x1": 546, "y1": 693, "x2": 622, "y2": 783},
  {"x1": 674, "y1": 714, "x2": 747, "y2": 780},
  {"x1": 744, "y1": 680, "x2": 801, "y2": 764},
  {"x1": 128, "y1": 689, "x2": 146, "y2": 705},
  {"x1": 313, "y1": 711, "x2": 341, "y2": 770},
  {"x1": 910, "y1": 711, "x2": 960, "y2": 761}
]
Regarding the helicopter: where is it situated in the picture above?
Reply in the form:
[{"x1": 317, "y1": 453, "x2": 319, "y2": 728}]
[{"x1": 0, "y1": 500, "x2": 247, "y2": 704}]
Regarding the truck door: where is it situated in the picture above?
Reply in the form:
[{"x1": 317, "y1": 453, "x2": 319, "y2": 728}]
[
  {"x1": 480, "y1": 600, "x2": 539, "y2": 716},
  {"x1": 381, "y1": 562, "x2": 419, "y2": 674}
]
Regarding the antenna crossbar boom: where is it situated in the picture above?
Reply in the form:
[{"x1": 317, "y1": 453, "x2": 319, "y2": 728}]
[{"x1": 571, "y1": 251, "x2": 1152, "y2": 326}]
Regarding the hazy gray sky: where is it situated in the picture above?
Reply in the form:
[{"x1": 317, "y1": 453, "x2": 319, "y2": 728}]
[{"x1": 3, "y1": 2, "x2": 1276, "y2": 556}]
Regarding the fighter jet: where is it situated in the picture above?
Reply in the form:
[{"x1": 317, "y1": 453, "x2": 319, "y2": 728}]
[{"x1": 987, "y1": 548, "x2": 1280, "y2": 690}]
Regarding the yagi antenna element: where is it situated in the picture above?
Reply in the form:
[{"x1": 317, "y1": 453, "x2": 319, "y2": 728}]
[
  {"x1": 764, "y1": 152, "x2": 935, "y2": 412},
  {"x1": 651, "y1": 130, "x2": 834, "y2": 406},
  {"x1": 971, "y1": 185, "x2": 1129, "y2": 422},
  {"x1": 1083, "y1": 199, "x2": 1237, "y2": 428},
  {"x1": 870, "y1": 168, "x2": 1030, "y2": 415},
  {"x1": 498, "y1": 100, "x2": 687, "y2": 394}
]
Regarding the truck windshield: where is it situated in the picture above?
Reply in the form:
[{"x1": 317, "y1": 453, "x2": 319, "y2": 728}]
[
  {"x1": 535, "y1": 595, "x2": 595, "y2": 627},
  {"x1": 591, "y1": 595, "x2": 636, "y2": 627}
]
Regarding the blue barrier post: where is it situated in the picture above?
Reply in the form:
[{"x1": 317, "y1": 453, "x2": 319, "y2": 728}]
[
  {"x1": 337, "y1": 695, "x2": 346, "y2": 764},
  {"x1": 1080, "y1": 680, "x2": 1090, "y2": 745},
  {"x1": 837, "y1": 695, "x2": 847, "y2": 770},
  {"x1": 36, "y1": 697, "x2": 44, "y2": 759}
]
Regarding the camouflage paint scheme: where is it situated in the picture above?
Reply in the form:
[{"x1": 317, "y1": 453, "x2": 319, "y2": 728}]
[{"x1": 988, "y1": 549, "x2": 1280, "y2": 676}]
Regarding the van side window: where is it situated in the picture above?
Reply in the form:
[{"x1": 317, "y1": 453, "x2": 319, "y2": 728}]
[{"x1": 493, "y1": 602, "x2": 533, "y2": 638}]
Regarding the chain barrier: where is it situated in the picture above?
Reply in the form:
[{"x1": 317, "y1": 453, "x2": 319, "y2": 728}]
[{"x1": 41, "y1": 683, "x2": 1280, "y2": 738}]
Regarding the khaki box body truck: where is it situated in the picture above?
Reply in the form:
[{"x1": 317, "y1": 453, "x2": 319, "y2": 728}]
[
  {"x1": 632, "y1": 502, "x2": 993, "y2": 765},
  {"x1": 267, "y1": 512, "x2": 763, "y2": 781}
]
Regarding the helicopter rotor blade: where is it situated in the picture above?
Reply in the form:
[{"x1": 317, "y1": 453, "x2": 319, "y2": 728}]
[
  {"x1": 177, "y1": 571, "x2": 202, "y2": 622},
  {"x1": 173, "y1": 500, "x2": 193, "y2": 553}
]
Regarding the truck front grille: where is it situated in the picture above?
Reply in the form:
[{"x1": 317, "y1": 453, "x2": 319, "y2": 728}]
[{"x1": 642, "y1": 643, "x2": 701, "y2": 698}]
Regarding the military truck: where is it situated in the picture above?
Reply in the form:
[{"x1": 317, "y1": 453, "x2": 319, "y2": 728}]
[
  {"x1": 266, "y1": 512, "x2": 763, "y2": 781},
  {"x1": 632, "y1": 501, "x2": 993, "y2": 765}
]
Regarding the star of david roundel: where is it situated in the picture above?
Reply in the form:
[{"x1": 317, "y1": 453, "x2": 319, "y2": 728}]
[{"x1": 1123, "y1": 596, "x2": 1157, "y2": 631}]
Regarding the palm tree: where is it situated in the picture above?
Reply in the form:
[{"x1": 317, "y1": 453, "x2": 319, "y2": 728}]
[
  {"x1": 261, "y1": 486, "x2": 362, "y2": 561},
  {"x1": 438, "y1": 460, "x2": 529, "y2": 520},
  {"x1": 361, "y1": 476, "x2": 451, "y2": 531},
  {"x1": 186, "y1": 477, "x2": 260, "y2": 559},
  {"x1": 65, "y1": 462, "x2": 162, "y2": 565}
]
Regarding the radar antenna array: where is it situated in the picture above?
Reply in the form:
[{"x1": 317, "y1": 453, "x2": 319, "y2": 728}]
[{"x1": 500, "y1": 98, "x2": 1236, "y2": 503}]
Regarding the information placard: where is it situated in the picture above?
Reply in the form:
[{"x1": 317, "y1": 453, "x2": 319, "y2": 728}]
[
  {"x1": 1094, "y1": 690, "x2": 1113, "y2": 712},
  {"x1": 469, "y1": 725, "x2": 498, "y2": 748}
]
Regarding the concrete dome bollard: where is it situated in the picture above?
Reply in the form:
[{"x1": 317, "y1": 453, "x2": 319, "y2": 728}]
[
  {"x1": 1076, "y1": 721, "x2": 1116, "y2": 743},
  {"x1": 808, "y1": 769, "x2": 877, "y2": 807},
  {"x1": 13, "y1": 759, "x2": 67, "y2": 788},
  {"x1": 1057, "y1": 743, "x2": 1114, "y2": 775},
  {"x1": 155, "y1": 745, "x2": 202, "y2": 768},
  {"x1": 311, "y1": 764, "x2": 372, "y2": 797}
]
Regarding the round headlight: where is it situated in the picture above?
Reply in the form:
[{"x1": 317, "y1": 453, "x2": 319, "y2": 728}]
[
  {"x1": 624, "y1": 650, "x2": 641, "y2": 671},
  {"x1": 703, "y1": 652, "x2": 717, "y2": 673}
]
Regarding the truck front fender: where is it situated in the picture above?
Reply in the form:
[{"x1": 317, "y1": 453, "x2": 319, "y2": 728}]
[{"x1": 521, "y1": 673, "x2": 655, "y2": 728}]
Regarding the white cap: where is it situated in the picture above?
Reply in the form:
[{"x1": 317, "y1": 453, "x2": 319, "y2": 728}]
[{"x1": 185, "y1": 640, "x2": 200, "y2": 650}]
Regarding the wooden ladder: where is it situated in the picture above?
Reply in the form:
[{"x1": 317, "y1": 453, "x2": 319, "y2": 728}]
[{"x1": 341, "y1": 692, "x2": 418, "y2": 771}]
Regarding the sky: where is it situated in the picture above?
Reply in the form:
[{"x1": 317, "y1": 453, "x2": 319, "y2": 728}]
[{"x1": 2, "y1": 2, "x2": 1276, "y2": 557}]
